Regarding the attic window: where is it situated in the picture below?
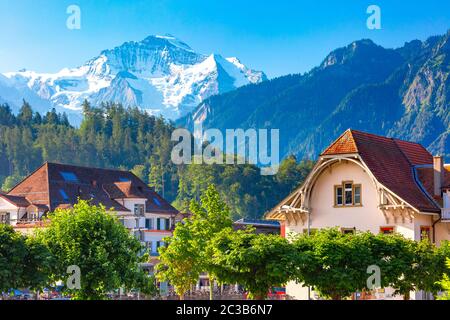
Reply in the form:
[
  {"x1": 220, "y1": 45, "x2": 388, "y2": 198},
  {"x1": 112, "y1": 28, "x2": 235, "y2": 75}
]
[
  {"x1": 119, "y1": 177, "x2": 130, "y2": 182},
  {"x1": 59, "y1": 189, "x2": 69, "y2": 202},
  {"x1": 60, "y1": 171, "x2": 78, "y2": 182},
  {"x1": 153, "y1": 197, "x2": 162, "y2": 207},
  {"x1": 334, "y1": 181, "x2": 362, "y2": 207}
]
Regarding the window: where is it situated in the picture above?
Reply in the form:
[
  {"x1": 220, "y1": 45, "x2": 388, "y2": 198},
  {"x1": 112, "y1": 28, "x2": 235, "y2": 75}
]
[
  {"x1": 420, "y1": 226, "x2": 431, "y2": 241},
  {"x1": 354, "y1": 185, "x2": 361, "y2": 205},
  {"x1": 156, "y1": 218, "x2": 171, "y2": 230},
  {"x1": 59, "y1": 189, "x2": 69, "y2": 202},
  {"x1": 165, "y1": 218, "x2": 171, "y2": 230},
  {"x1": 119, "y1": 177, "x2": 130, "y2": 182},
  {"x1": 145, "y1": 218, "x2": 153, "y2": 230},
  {"x1": 334, "y1": 181, "x2": 362, "y2": 207},
  {"x1": 134, "y1": 204, "x2": 145, "y2": 216},
  {"x1": 335, "y1": 186, "x2": 343, "y2": 206},
  {"x1": 29, "y1": 211, "x2": 38, "y2": 221},
  {"x1": 60, "y1": 171, "x2": 78, "y2": 182},
  {"x1": 341, "y1": 228, "x2": 356, "y2": 235},
  {"x1": 152, "y1": 241, "x2": 165, "y2": 255},
  {"x1": 156, "y1": 218, "x2": 161, "y2": 230},
  {"x1": 0, "y1": 212, "x2": 9, "y2": 224},
  {"x1": 380, "y1": 227, "x2": 394, "y2": 235},
  {"x1": 344, "y1": 183, "x2": 353, "y2": 205}
]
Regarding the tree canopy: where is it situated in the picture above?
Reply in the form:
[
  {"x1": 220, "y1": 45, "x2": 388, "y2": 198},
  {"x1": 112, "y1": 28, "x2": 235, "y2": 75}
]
[
  {"x1": 210, "y1": 228, "x2": 296, "y2": 299},
  {"x1": 0, "y1": 224, "x2": 52, "y2": 293},
  {"x1": 34, "y1": 200, "x2": 154, "y2": 299},
  {"x1": 157, "y1": 185, "x2": 233, "y2": 299},
  {"x1": 0, "y1": 101, "x2": 314, "y2": 220}
]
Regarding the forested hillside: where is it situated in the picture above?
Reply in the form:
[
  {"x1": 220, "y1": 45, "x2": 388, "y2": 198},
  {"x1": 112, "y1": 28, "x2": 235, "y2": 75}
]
[
  {"x1": 0, "y1": 101, "x2": 313, "y2": 219},
  {"x1": 180, "y1": 31, "x2": 450, "y2": 159}
]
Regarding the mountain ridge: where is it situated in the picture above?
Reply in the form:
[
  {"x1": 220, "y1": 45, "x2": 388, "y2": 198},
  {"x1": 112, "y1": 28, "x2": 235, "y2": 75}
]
[
  {"x1": 179, "y1": 31, "x2": 450, "y2": 159},
  {"x1": 1, "y1": 34, "x2": 267, "y2": 124}
]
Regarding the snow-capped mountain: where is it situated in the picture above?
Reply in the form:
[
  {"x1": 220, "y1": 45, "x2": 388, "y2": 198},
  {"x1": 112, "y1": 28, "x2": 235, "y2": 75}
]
[{"x1": 2, "y1": 34, "x2": 267, "y2": 122}]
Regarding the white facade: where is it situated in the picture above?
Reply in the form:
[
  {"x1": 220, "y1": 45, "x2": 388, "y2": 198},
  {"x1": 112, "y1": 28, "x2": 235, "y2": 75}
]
[
  {"x1": 0, "y1": 198, "x2": 45, "y2": 227},
  {"x1": 115, "y1": 198, "x2": 173, "y2": 257},
  {"x1": 268, "y1": 157, "x2": 450, "y2": 300}
]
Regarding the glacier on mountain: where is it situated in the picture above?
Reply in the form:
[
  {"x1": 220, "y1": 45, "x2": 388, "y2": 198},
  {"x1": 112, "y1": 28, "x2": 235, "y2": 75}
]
[{"x1": 2, "y1": 34, "x2": 266, "y2": 122}]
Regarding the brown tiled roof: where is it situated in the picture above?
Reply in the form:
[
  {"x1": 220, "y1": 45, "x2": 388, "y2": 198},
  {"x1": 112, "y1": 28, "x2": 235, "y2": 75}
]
[
  {"x1": 323, "y1": 129, "x2": 440, "y2": 213},
  {"x1": 417, "y1": 165, "x2": 450, "y2": 200},
  {"x1": 8, "y1": 162, "x2": 178, "y2": 215},
  {"x1": 321, "y1": 130, "x2": 358, "y2": 155}
]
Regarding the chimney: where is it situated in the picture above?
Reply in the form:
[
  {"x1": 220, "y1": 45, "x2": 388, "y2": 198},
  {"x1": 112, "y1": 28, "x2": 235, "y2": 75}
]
[{"x1": 433, "y1": 156, "x2": 444, "y2": 197}]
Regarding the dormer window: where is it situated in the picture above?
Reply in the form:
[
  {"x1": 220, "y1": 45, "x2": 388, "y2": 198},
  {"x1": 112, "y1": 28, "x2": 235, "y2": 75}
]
[
  {"x1": 60, "y1": 171, "x2": 78, "y2": 183},
  {"x1": 134, "y1": 204, "x2": 145, "y2": 216},
  {"x1": 59, "y1": 189, "x2": 70, "y2": 202},
  {"x1": 334, "y1": 181, "x2": 362, "y2": 207}
]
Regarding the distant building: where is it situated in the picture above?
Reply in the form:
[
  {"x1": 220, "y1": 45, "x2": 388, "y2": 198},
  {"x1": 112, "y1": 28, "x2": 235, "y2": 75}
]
[
  {"x1": 266, "y1": 129, "x2": 450, "y2": 300},
  {"x1": 0, "y1": 162, "x2": 179, "y2": 270},
  {"x1": 233, "y1": 218, "x2": 280, "y2": 235}
]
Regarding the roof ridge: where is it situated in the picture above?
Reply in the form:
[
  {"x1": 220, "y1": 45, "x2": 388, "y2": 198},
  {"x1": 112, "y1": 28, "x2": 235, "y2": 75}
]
[
  {"x1": 391, "y1": 138, "x2": 413, "y2": 166},
  {"x1": 350, "y1": 129, "x2": 425, "y2": 146},
  {"x1": 46, "y1": 162, "x2": 131, "y2": 174}
]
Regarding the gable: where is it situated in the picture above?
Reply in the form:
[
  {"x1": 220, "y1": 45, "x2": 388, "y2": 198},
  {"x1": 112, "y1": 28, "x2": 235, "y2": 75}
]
[
  {"x1": 0, "y1": 197, "x2": 19, "y2": 210},
  {"x1": 321, "y1": 129, "x2": 358, "y2": 156}
]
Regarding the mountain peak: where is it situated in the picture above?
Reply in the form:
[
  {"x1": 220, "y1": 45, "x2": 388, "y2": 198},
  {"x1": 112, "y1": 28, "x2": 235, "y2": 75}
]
[
  {"x1": 142, "y1": 34, "x2": 195, "y2": 52},
  {"x1": 320, "y1": 38, "x2": 398, "y2": 69},
  {"x1": 3, "y1": 34, "x2": 266, "y2": 122}
]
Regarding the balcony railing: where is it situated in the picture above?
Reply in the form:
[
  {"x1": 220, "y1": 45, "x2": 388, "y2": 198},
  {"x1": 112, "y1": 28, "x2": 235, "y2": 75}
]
[{"x1": 18, "y1": 218, "x2": 41, "y2": 223}]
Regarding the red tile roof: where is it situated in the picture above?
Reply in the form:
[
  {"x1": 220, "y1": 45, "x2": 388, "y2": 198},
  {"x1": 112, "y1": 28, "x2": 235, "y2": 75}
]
[
  {"x1": 323, "y1": 129, "x2": 440, "y2": 213},
  {"x1": 7, "y1": 162, "x2": 178, "y2": 215},
  {"x1": 321, "y1": 130, "x2": 358, "y2": 155},
  {"x1": 417, "y1": 165, "x2": 450, "y2": 199}
]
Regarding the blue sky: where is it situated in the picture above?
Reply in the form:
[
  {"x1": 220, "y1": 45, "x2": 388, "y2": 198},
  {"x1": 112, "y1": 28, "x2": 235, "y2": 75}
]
[{"x1": 0, "y1": 0, "x2": 449, "y2": 78}]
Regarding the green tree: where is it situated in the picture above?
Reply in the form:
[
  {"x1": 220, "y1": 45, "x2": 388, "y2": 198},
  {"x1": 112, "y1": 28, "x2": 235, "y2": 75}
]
[
  {"x1": 292, "y1": 229, "x2": 383, "y2": 300},
  {"x1": 17, "y1": 100, "x2": 33, "y2": 125},
  {"x1": 210, "y1": 228, "x2": 296, "y2": 299},
  {"x1": 157, "y1": 185, "x2": 232, "y2": 300},
  {"x1": 0, "y1": 224, "x2": 27, "y2": 293},
  {"x1": 385, "y1": 238, "x2": 450, "y2": 299},
  {"x1": 1, "y1": 173, "x2": 24, "y2": 192},
  {"x1": 156, "y1": 219, "x2": 203, "y2": 299},
  {"x1": 35, "y1": 200, "x2": 155, "y2": 300},
  {"x1": 437, "y1": 258, "x2": 450, "y2": 300},
  {"x1": 22, "y1": 236, "x2": 54, "y2": 292},
  {"x1": 0, "y1": 224, "x2": 52, "y2": 294}
]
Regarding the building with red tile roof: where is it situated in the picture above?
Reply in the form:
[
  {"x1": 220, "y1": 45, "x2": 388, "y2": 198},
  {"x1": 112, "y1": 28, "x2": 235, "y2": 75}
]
[
  {"x1": 266, "y1": 129, "x2": 450, "y2": 300},
  {"x1": 0, "y1": 162, "x2": 179, "y2": 264}
]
